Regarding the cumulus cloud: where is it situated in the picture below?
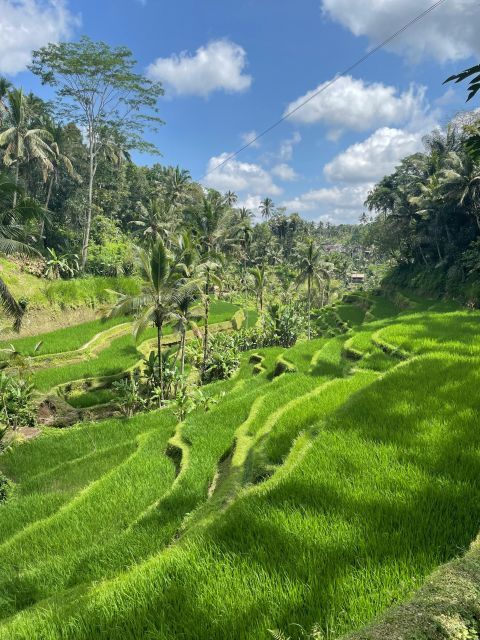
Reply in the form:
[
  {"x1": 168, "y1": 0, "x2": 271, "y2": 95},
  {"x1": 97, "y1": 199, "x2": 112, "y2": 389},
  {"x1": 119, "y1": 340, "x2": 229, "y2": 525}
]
[
  {"x1": 147, "y1": 39, "x2": 252, "y2": 97},
  {"x1": 282, "y1": 184, "x2": 372, "y2": 223},
  {"x1": 0, "y1": 0, "x2": 79, "y2": 75},
  {"x1": 321, "y1": 0, "x2": 480, "y2": 63},
  {"x1": 284, "y1": 76, "x2": 427, "y2": 136},
  {"x1": 240, "y1": 130, "x2": 260, "y2": 148},
  {"x1": 272, "y1": 163, "x2": 299, "y2": 181},
  {"x1": 204, "y1": 153, "x2": 282, "y2": 196},
  {"x1": 324, "y1": 127, "x2": 426, "y2": 183},
  {"x1": 236, "y1": 194, "x2": 264, "y2": 214},
  {"x1": 279, "y1": 131, "x2": 302, "y2": 160}
]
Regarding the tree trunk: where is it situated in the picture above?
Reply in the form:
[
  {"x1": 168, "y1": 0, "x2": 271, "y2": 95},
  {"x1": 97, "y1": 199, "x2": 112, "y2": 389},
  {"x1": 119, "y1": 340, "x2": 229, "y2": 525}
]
[
  {"x1": 307, "y1": 274, "x2": 311, "y2": 340},
  {"x1": 40, "y1": 177, "x2": 54, "y2": 243},
  {"x1": 156, "y1": 315, "x2": 164, "y2": 406},
  {"x1": 180, "y1": 330, "x2": 186, "y2": 376},
  {"x1": 81, "y1": 140, "x2": 95, "y2": 270},
  {"x1": 13, "y1": 161, "x2": 19, "y2": 209},
  {"x1": 202, "y1": 269, "x2": 210, "y2": 379},
  {"x1": 435, "y1": 215, "x2": 443, "y2": 262}
]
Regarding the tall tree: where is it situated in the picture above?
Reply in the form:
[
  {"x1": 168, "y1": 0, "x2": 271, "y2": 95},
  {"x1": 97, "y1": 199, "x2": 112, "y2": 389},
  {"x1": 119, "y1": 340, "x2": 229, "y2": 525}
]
[
  {"x1": 41, "y1": 123, "x2": 81, "y2": 241},
  {"x1": 259, "y1": 197, "x2": 275, "y2": 220},
  {"x1": 0, "y1": 88, "x2": 53, "y2": 207},
  {"x1": 224, "y1": 190, "x2": 237, "y2": 208},
  {"x1": 296, "y1": 239, "x2": 332, "y2": 339},
  {"x1": 249, "y1": 265, "x2": 266, "y2": 312},
  {"x1": 0, "y1": 172, "x2": 44, "y2": 329},
  {"x1": 0, "y1": 78, "x2": 12, "y2": 126},
  {"x1": 29, "y1": 36, "x2": 164, "y2": 269},
  {"x1": 108, "y1": 239, "x2": 180, "y2": 404}
]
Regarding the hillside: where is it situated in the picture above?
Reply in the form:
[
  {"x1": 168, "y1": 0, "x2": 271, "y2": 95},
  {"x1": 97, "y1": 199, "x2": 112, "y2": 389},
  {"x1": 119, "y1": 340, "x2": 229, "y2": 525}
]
[{"x1": 1, "y1": 292, "x2": 479, "y2": 639}]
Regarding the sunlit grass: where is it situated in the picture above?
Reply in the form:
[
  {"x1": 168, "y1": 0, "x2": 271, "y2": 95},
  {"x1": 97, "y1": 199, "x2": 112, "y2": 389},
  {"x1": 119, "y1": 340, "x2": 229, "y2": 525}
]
[{"x1": 1, "y1": 300, "x2": 480, "y2": 639}]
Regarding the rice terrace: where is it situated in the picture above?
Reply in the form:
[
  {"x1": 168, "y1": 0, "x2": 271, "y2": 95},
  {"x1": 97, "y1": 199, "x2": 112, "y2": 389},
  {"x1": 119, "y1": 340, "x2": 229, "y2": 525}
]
[{"x1": 2, "y1": 1, "x2": 480, "y2": 639}]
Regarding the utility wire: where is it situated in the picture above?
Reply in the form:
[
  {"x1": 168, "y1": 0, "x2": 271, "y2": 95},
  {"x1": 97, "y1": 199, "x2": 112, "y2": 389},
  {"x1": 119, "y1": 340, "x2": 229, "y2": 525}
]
[{"x1": 202, "y1": 0, "x2": 449, "y2": 180}]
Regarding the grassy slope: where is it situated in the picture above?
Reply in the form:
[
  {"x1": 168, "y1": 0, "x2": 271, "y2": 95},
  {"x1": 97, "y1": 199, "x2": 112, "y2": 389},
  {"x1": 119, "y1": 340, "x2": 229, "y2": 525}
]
[
  {"x1": 25, "y1": 300, "x2": 238, "y2": 392},
  {"x1": 0, "y1": 294, "x2": 479, "y2": 639}
]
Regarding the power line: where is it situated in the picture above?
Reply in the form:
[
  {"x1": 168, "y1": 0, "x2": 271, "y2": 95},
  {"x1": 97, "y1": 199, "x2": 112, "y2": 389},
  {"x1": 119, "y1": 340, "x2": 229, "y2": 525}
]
[{"x1": 202, "y1": 0, "x2": 449, "y2": 181}]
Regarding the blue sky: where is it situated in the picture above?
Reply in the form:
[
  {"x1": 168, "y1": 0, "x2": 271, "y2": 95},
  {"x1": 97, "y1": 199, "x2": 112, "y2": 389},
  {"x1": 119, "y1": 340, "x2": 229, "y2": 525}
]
[{"x1": 2, "y1": 0, "x2": 480, "y2": 223}]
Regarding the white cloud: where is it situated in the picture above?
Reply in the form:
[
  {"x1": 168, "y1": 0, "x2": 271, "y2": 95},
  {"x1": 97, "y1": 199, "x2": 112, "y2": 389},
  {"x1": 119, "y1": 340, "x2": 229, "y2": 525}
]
[
  {"x1": 279, "y1": 131, "x2": 301, "y2": 160},
  {"x1": 147, "y1": 39, "x2": 252, "y2": 97},
  {"x1": 204, "y1": 153, "x2": 282, "y2": 196},
  {"x1": 321, "y1": 0, "x2": 480, "y2": 63},
  {"x1": 0, "y1": 0, "x2": 79, "y2": 75},
  {"x1": 240, "y1": 130, "x2": 260, "y2": 148},
  {"x1": 272, "y1": 163, "x2": 299, "y2": 181},
  {"x1": 284, "y1": 76, "x2": 427, "y2": 135},
  {"x1": 237, "y1": 194, "x2": 263, "y2": 214},
  {"x1": 282, "y1": 184, "x2": 372, "y2": 224},
  {"x1": 324, "y1": 127, "x2": 425, "y2": 183}
]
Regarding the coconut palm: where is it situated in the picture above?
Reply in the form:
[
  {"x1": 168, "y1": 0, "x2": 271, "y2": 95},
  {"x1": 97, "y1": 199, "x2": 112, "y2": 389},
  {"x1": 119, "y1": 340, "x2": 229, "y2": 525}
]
[
  {"x1": 186, "y1": 195, "x2": 229, "y2": 256},
  {"x1": 40, "y1": 123, "x2": 80, "y2": 241},
  {"x1": 224, "y1": 190, "x2": 237, "y2": 208},
  {"x1": 160, "y1": 165, "x2": 191, "y2": 210},
  {"x1": 0, "y1": 78, "x2": 12, "y2": 126},
  {"x1": 249, "y1": 265, "x2": 267, "y2": 312},
  {"x1": 107, "y1": 239, "x2": 181, "y2": 405},
  {"x1": 0, "y1": 88, "x2": 53, "y2": 207},
  {"x1": 296, "y1": 239, "x2": 333, "y2": 339},
  {"x1": 440, "y1": 151, "x2": 480, "y2": 231},
  {"x1": 194, "y1": 259, "x2": 221, "y2": 377},
  {"x1": 259, "y1": 197, "x2": 275, "y2": 220},
  {"x1": 132, "y1": 198, "x2": 175, "y2": 245},
  {"x1": 171, "y1": 285, "x2": 201, "y2": 376},
  {"x1": 0, "y1": 172, "x2": 44, "y2": 329}
]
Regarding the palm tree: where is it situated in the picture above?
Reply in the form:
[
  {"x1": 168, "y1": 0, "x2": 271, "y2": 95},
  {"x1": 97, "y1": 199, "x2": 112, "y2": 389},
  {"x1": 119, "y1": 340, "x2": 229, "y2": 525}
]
[
  {"x1": 171, "y1": 285, "x2": 201, "y2": 376},
  {"x1": 194, "y1": 259, "x2": 221, "y2": 377},
  {"x1": 409, "y1": 173, "x2": 445, "y2": 262},
  {"x1": 259, "y1": 197, "x2": 275, "y2": 220},
  {"x1": 249, "y1": 265, "x2": 266, "y2": 312},
  {"x1": 0, "y1": 88, "x2": 53, "y2": 207},
  {"x1": 132, "y1": 198, "x2": 175, "y2": 245},
  {"x1": 108, "y1": 239, "x2": 180, "y2": 405},
  {"x1": 440, "y1": 151, "x2": 480, "y2": 231},
  {"x1": 296, "y1": 239, "x2": 332, "y2": 339},
  {"x1": 235, "y1": 218, "x2": 253, "y2": 264},
  {"x1": 224, "y1": 190, "x2": 237, "y2": 208},
  {"x1": 186, "y1": 195, "x2": 229, "y2": 255},
  {"x1": 160, "y1": 165, "x2": 191, "y2": 210},
  {"x1": 41, "y1": 123, "x2": 80, "y2": 241},
  {"x1": 0, "y1": 172, "x2": 44, "y2": 329},
  {"x1": 0, "y1": 77, "x2": 12, "y2": 126}
]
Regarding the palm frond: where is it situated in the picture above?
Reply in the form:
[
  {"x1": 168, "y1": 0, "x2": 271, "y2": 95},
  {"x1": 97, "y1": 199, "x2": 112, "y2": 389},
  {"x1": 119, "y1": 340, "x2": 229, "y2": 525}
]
[{"x1": 0, "y1": 277, "x2": 24, "y2": 330}]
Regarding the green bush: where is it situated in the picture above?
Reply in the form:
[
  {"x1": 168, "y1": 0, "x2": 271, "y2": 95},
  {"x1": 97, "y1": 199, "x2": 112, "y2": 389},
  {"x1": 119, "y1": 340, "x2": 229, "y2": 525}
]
[
  {"x1": 44, "y1": 276, "x2": 142, "y2": 308},
  {"x1": 0, "y1": 373, "x2": 36, "y2": 430},
  {"x1": 201, "y1": 333, "x2": 240, "y2": 384},
  {"x1": 86, "y1": 241, "x2": 135, "y2": 277},
  {"x1": 0, "y1": 474, "x2": 9, "y2": 503}
]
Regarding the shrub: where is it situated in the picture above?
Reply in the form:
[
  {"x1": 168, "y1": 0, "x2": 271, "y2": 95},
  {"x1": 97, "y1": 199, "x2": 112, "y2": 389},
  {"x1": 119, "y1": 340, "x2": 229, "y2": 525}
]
[
  {"x1": 0, "y1": 373, "x2": 36, "y2": 430},
  {"x1": 86, "y1": 241, "x2": 135, "y2": 277},
  {"x1": 201, "y1": 333, "x2": 240, "y2": 384},
  {"x1": 44, "y1": 275, "x2": 142, "y2": 308},
  {"x1": 264, "y1": 303, "x2": 304, "y2": 348},
  {"x1": 0, "y1": 473, "x2": 9, "y2": 504},
  {"x1": 112, "y1": 376, "x2": 145, "y2": 418}
]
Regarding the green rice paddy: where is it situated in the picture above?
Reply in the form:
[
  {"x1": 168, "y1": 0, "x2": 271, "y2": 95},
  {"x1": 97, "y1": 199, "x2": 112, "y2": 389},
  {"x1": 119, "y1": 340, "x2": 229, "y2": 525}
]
[{"x1": 1, "y1": 293, "x2": 479, "y2": 639}]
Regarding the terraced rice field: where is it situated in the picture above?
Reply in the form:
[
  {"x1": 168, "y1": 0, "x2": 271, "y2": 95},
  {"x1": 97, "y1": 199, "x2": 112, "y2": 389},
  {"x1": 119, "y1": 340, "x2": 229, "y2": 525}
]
[{"x1": 1, "y1": 293, "x2": 479, "y2": 639}]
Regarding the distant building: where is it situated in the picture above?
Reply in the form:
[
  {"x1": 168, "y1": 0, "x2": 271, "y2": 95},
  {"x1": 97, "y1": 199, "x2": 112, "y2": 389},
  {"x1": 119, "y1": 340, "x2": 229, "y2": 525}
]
[
  {"x1": 350, "y1": 273, "x2": 365, "y2": 284},
  {"x1": 323, "y1": 243, "x2": 346, "y2": 253}
]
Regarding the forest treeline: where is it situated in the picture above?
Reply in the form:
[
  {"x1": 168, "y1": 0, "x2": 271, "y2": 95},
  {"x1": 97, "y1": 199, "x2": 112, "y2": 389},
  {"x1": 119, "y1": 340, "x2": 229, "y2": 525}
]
[{"x1": 1, "y1": 36, "x2": 480, "y2": 314}]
